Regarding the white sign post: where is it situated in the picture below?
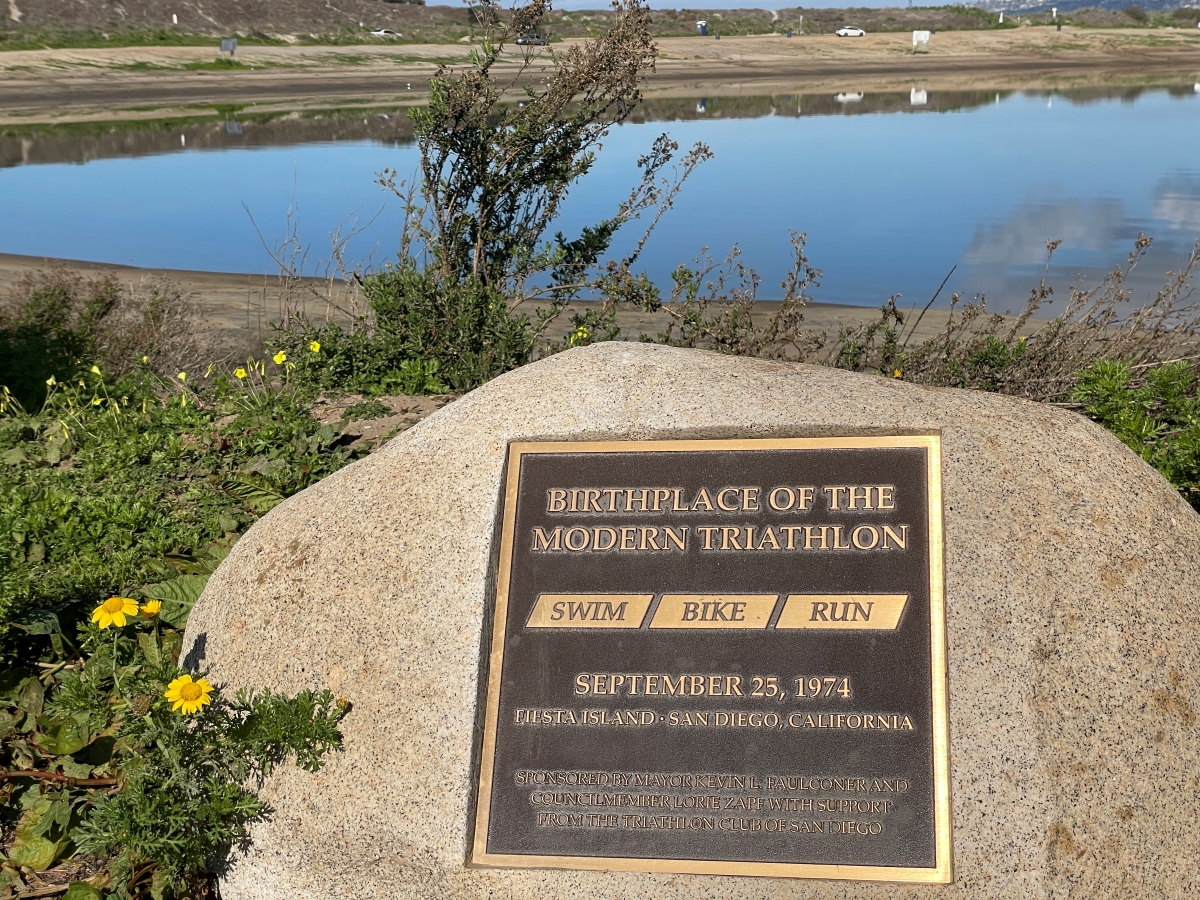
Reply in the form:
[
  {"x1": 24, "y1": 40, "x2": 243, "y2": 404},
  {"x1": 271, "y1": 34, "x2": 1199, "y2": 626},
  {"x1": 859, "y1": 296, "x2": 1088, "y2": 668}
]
[{"x1": 913, "y1": 30, "x2": 930, "y2": 52}]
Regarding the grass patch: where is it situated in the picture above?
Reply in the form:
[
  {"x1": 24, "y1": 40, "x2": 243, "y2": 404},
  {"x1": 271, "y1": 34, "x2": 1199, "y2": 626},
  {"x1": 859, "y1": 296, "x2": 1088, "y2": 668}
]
[
  {"x1": 181, "y1": 57, "x2": 251, "y2": 71},
  {"x1": 0, "y1": 28, "x2": 286, "y2": 52},
  {"x1": 0, "y1": 275, "x2": 375, "y2": 893},
  {"x1": 342, "y1": 399, "x2": 391, "y2": 420}
]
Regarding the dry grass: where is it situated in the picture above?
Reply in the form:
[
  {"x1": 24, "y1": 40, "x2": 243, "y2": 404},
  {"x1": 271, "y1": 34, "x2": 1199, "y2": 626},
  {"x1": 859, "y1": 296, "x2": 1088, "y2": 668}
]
[{"x1": 651, "y1": 233, "x2": 1200, "y2": 402}]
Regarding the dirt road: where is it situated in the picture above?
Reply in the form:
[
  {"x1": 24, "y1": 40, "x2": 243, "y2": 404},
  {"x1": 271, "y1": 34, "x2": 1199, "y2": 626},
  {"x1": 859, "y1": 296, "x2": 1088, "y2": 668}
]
[{"x1": 2, "y1": 28, "x2": 1199, "y2": 124}]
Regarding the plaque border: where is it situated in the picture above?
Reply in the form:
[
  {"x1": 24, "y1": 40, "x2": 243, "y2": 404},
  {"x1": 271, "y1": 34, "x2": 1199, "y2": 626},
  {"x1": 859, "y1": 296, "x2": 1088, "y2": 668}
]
[{"x1": 472, "y1": 436, "x2": 951, "y2": 884}]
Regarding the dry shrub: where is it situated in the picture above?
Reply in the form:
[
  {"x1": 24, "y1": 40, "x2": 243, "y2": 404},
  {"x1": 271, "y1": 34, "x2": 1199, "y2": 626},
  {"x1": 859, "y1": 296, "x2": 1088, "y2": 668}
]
[
  {"x1": 0, "y1": 266, "x2": 222, "y2": 406},
  {"x1": 654, "y1": 231, "x2": 823, "y2": 360},
  {"x1": 248, "y1": 203, "x2": 371, "y2": 332},
  {"x1": 649, "y1": 235, "x2": 1200, "y2": 403}
]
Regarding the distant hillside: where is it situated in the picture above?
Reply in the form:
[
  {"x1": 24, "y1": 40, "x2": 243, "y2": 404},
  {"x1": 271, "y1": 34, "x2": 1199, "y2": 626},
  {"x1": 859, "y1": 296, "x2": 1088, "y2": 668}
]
[
  {"x1": 2, "y1": 0, "x2": 1195, "y2": 49},
  {"x1": 0, "y1": 1, "x2": 1009, "y2": 48},
  {"x1": 971, "y1": 0, "x2": 1198, "y2": 16}
]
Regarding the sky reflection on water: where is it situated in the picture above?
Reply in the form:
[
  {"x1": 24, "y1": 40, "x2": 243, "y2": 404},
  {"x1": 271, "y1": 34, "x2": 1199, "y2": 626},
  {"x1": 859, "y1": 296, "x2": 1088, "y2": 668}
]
[{"x1": 1, "y1": 85, "x2": 1198, "y2": 309}]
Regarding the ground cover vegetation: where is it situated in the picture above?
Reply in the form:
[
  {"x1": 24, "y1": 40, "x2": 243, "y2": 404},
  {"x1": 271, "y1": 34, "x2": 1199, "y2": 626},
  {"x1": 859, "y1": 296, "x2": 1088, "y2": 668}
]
[
  {"x1": 12, "y1": 0, "x2": 1165, "y2": 51},
  {"x1": 2, "y1": 0, "x2": 1198, "y2": 50},
  {"x1": 3, "y1": 2, "x2": 1197, "y2": 51},
  {"x1": 1023, "y1": 6, "x2": 1200, "y2": 28},
  {"x1": 4, "y1": 0, "x2": 1200, "y2": 895},
  {"x1": 0, "y1": 277, "x2": 368, "y2": 896}
]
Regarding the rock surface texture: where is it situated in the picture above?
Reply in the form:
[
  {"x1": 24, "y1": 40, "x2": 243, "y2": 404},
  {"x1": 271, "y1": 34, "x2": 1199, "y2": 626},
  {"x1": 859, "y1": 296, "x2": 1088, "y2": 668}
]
[{"x1": 184, "y1": 343, "x2": 1200, "y2": 900}]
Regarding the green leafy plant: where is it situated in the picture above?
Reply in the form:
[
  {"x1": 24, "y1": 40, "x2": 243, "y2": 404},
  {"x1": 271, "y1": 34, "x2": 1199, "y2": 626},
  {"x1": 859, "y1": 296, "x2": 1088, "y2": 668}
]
[
  {"x1": 2, "y1": 599, "x2": 346, "y2": 898},
  {"x1": 0, "y1": 361, "x2": 366, "y2": 647},
  {"x1": 0, "y1": 281, "x2": 368, "y2": 894},
  {"x1": 1072, "y1": 359, "x2": 1200, "y2": 508}
]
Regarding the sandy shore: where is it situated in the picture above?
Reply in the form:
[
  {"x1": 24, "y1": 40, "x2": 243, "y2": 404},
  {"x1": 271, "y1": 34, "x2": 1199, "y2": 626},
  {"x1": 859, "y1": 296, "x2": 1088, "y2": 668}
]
[
  {"x1": 1, "y1": 28, "x2": 1199, "y2": 124},
  {"x1": 1, "y1": 251, "x2": 1004, "y2": 356}
]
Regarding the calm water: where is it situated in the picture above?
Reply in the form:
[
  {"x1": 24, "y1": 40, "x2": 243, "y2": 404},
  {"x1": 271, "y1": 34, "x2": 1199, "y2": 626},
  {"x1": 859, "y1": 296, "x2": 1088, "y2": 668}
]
[{"x1": 2, "y1": 85, "x2": 1199, "y2": 308}]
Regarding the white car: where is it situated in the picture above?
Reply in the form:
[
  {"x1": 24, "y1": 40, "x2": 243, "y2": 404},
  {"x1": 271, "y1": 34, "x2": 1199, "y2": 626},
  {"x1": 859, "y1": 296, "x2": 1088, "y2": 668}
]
[
  {"x1": 835, "y1": 26, "x2": 866, "y2": 37},
  {"x1": 370, "y1": 28, "x2": 400, "y2": 37}
]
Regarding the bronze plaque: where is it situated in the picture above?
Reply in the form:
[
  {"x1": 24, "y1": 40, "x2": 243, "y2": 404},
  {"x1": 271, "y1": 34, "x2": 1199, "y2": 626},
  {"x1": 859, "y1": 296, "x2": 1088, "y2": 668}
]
[{"x1": 473, "y1": 437, "x2": 951, "y2": 883}]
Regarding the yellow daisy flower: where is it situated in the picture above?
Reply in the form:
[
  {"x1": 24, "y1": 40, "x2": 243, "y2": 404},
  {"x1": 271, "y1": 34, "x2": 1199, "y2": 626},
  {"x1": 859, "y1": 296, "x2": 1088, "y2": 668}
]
[
  {"x1": 893, "y1": 369, "x2": 903, "y2": 379},
  {"x1": 164, "y1": 674, "x2": 214, "y2": 715},
  {"x1": 234, "y1": 367, "x2": 248, "y2": 380},
  {"x1": 273, "y1": 351, "x2": 287, "y2": 365},
  {"x1": 309, "y1": 341, "x2": 321, "y2": 353},
  {"x1": 141, "y1": 356, "x2": 149, "y2": 364},
  {"x1": 141, "y1": 599, "x2": 162, "y2": 618},
  {"x1": 177, "y1": 371, "x2": 187, "y2": 382},
  {"x1": 92, "y1": 597, "x2": 139, "y2": 629}
]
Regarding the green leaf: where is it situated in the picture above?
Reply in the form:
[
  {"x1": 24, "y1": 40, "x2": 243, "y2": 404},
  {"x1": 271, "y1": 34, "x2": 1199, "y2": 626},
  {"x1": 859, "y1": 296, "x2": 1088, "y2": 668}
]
[
  {"x1": 149, "y1": 865, "x2": 173, "y2": 900},
  {"x1": 141, "y1": 574, "x2": 209, "y2": 629},
  {"x1": 31, "y1": 797, "x2": 70, "y2": 839},
  {"x1": 137, "y1": 631, "x2": 162, "y2": 668},
  {"x1": 7, "y1": 800, "x2": 69, "y2": 870},
  {"x1": 58, "y1": 756, "x2": 95, "y2": 779},
  {"x1": 63, "y1": 882, "x2": 104, "y2": 900},
  {"x1": 0, "y1": 668, "x2": 31, "y2": 704},
  {"x1": 161, "y1": 630, "x2": 184, "y2": 665},
  {"x1": 16, "y1": 676, "x2": 44, "y2": 717},
  {"x1": 13, "y1": 608, "x2": 61, "y2": 635},
  {"x1": 37, "y1": 716, "x2": 92, "y2": 755},
  {"x1": 218, "y1": 475, "x2": 285, "y2": 513}
]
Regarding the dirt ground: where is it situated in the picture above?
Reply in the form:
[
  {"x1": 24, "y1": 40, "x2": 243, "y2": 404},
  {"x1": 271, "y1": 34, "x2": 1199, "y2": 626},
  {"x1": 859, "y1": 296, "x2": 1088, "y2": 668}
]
[{"x1": 2, "y1": 27, "x2": 1199, "y2": 124}]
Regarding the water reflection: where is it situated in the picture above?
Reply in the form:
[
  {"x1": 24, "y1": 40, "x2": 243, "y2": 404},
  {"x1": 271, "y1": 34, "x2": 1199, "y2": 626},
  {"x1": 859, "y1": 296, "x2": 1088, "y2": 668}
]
[
  {"x1": 1153, "y1": 174, "x2": 1200, "y2": 234},
  {"x1": 3, "y1": 84, "x2": 1192, "y2": 171},
  {"x1": 0, "y1": 83, "x2": 1197, "y2": 309}
]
